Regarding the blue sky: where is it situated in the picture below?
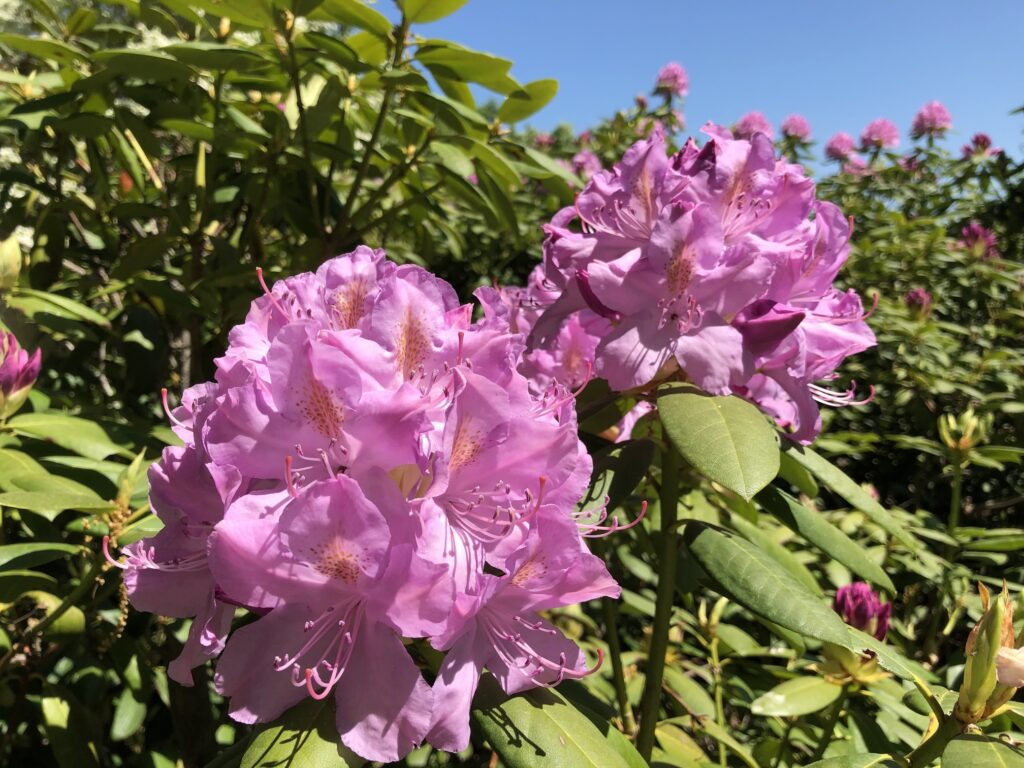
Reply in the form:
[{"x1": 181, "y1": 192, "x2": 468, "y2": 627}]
[{"x1": 389, "y1": 0, "x2": 1024, "y2": 158}]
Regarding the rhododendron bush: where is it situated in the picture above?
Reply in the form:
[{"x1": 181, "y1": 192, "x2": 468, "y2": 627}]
[{"x1": 1, "y1": 1, "x2": 1023, "y2": 767}]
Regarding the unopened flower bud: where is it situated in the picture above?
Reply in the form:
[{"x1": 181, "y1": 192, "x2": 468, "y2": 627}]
[
  {"x1": 833, "y1": 582, "x2": 891, "y2": 641},
  {"x1": 955, "y1": 583, "x2": 1017, "y2": 723},
  {"x1": 0, "y1": 233, "x2": 21, "y2": 291},
  {"x1": 0, "y1": 331, "x2": 41, "y2": 419}
]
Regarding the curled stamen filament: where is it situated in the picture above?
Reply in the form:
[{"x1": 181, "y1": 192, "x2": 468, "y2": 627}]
[
  {"x1": 102, "y1": 535, "x2": 207, "y2": 572},
  {"x1": 579, "y1": 499, "x2": 649, "y2": 538},
  {"x1": 809, "y1": 381, "x2": 875, "y2": 407},
  {"x1": 161, "y1": 388, "x2": 188, "y2": 430},
  {"x1": 256, "y1": 267, "x2": 290, "y2": 319}
]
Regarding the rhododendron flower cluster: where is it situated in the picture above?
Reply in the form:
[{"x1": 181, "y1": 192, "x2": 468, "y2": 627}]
[
  {"x1": 655, "y1": 61, "x2": 689, "y2": 97},
  {"x1": 0, "y1": 331, "x2": 41, "y2": 419},
  {"x1": 825, "y1": 132, "x2": 857, "y2": 162},
  {"x1": 780, "y1": 114, "x2": 812, "y2": 142},
  {"x1": 860, "y1": 118, "x2": 900, "y2": 150},
  {"x1": 110, "y1": 249, "x2": 619, "y2": 762},
  {"x1": 911, "y1": 100, "x2": 952, "y2": 139},
  {"x1": 904, "y1": 287, "x2": 933, "y2": 319},
  {"x1": 522, "y1": 125, "x2": 876, "y2": 441},
  {"x1": 962, "y1": 132, "x2": 1001, "y2": 159},
  {"x1": 959, "y1": 220, "x2": 1000, "y2": 260},
  {"x1": 734, "y1": 111, "x2": 774, "y2": 140}
]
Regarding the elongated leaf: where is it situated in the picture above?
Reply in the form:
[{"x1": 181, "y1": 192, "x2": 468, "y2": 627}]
[
  {"x1": 240, "y1": 698, "x2": 362, "y2": 768},
  {"x1": 805, "y1": 756, "x2": 899, "y2": 768},
  {"x1": 783, "y1": 444, "x2": 916, "y2": 550},
  {"x1": 751, "y1": 676, "x2": 843, "y2": 716},
  {"x1": 728, "y1": 513, "x2": 822, "y2": 596},
  {"x1": 6, "y1": 288, "x2": 110, "y2": 327},
  {"x1": 497, "y1": 79, "x2": 559, "y2": 123},
  {"x1": 312, "y1": 0, "x2": 393, "y2": 37},
  {"x1": 682, "y1": 523, "x2": 930, "y2": 681},
  {"x1": 658, "y1": 383, "x2": 780, "y2": 500},
  {"x1": 0, "y1": 543, "x2": 81, "y2": 570},
  {"x1": 0, "y1": 449, "x2": 47, "y2": 486},
  {"x1": 0, "y1": 34, "x2": 86, "y2": 65},
  {"x1": 473, "y1": 676, "x2": 631, "y2": 768},
  {"x1": 7, "y1": 413, "x2": 126, "y2": 460},
  {"x1": 579, "y1": 439, "x2": 654, "y2": 515},
  {"x1": 0, "y1": 570, "x2": 59, "y2": 606},
  {"x1": 942, "y1": 735, "x2": 1024, "y2": 767},
  {"x1": 758, "y1": 486, "x2": 895, "y2": 594},
  {"x1": 400, "y1": 0, "x2": 469, "y2": 23},
  {"x1": 0, "y1": 490, "x2": 114, "y2": 518},
  {"x1": 416, "y1": 42, "x2": 515, "y2": 93},
  {"x1": 40, "y1": 687, "x2": 101, "y2": 768}
]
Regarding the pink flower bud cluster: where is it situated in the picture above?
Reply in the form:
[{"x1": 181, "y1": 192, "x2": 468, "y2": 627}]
[
  {"x1": 860, "y1": 118, "x2": 900, "y2": 150},
  {"x1": 0, "y1": 331, "x2": 41, "y2": 419},
  {"x1": 655, "y1": 61, "x2": 689, "y2": 98},
  {"x1": 112, "y1": 249, "x2": 619, "y2": 762},
  {"x1": 733, "y1": 111, "x2": 774, "y2": 140},
  {"x1": 910, "y1": 100, "x2": 952, "y2": 139},
  {"x1": 520, "y1": 126, "x2": 876, "y2": 442},
  {"x1": 833, "y1": 582, "x2": 891, "y2": 641},
  {"x1": 780, "y1": 114, "x2": 812, "y2": 142},
  {"x1": 962, "y1": 132, "x2": 1001, "y2": 159},
  {"x1": 959, "y1": 221, "x2": 1000, "y2": 260}
]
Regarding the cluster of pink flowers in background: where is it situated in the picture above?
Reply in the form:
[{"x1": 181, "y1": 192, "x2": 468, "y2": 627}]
[
  {"x1": 503, "y1": 126, "x2": 875, "y2": 442},
  {"x1": 959, "y1": 220, "x2": 1000, "y2": 260},
  {"x1": 780, "y1": 114, "x2": 812, "y2": 142},
  {"x1": 860, "y1": 118, "x2": 901, "y2": 150},
  {"x1": 655, "y1": 61, "x2": 689, "y2": 97},
  {"x1": 911, "y1": 100, "x2": 953, "y2": 139},
  {"x1": 113, "y1": 250, "x2": 620, "y2": 762},
  {"x1": 0, "y1": 331, "x2": 41, "y2": 419},
  {"x1": 733, "y1": 111, "x2": 774, "y2": 140}
]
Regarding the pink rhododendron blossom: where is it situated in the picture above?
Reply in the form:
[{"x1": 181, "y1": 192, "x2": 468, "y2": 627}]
[
  {"x1": 843, "y1": 154, "x2": 869, "y2": 176},
  {"x1": 860, "y1": 118, "x2": 900, "y2": 150},
  {"x1": 112, "y1": 248, "x2": 618, "y2": 762},
  {"x1": 833, "y1": 582, "x2": 891, "y2": 641},
  {"x1": 959, "y1": 221, "x2": 1000, "y2": 260},
  {"x1": 655, "y1": 62, "x2": 689, "y2": 97},
  {"x1": 780, "y1": 114, "x2": 811, "y2": 142},
  {"x1": 572, "y1": 149, "x2": 602, "y2": 179},
  {"x1": 733, "y1": 111, "x2": 774, "y2": 140},
  {"x1": 911, "y1": 100, "x2": 952, "y2": 139},
  {"x1": 533, "y1": 132, "x2": 554, "y2": 149},
  {"x1": 904, "y1": 288, "x2": 933, "y2": 319},
  {"x1": 0, "y1": 331, "x2": 41, "y2": 418},
  {"x1": 825, "y1": 132, "x2": 856, "y2": 162},
  {"x1": 961, "y1": 132, "x2": 1002, "y2": 159},
  {"x1": 524, "y1": 126, "x2": 875, "y2": 442}
]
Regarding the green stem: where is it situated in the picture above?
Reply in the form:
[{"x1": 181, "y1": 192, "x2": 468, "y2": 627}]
[
  {"x1": 772, "y1": 718, "x2": 796, "y2": 768},
  {"x1": 337, "y1": 17, "x2": 408, "y2": 236},
  {"x1": 283, "y1": 33, "x2": 326, "y2": 244},
  {"x1": 904, "y1": 715, "x2": 964, "y2": 768},
  {"x1": 947, "y1": 459, "x2": 964, "y2": 534},
  {"x1": 635, "y1": 442, "x2": 682, "y2": 761},
  {"x1": 602, "y1": 597, "x2": 636, "y2": 735},
  {"x1": 710, "y1": 637, "x2": 727, "y2": 767},
  {"x1": 809, "y1": 685, "x2": 849, "y2": 762},
  {"x1": 29, "y1": 551, "x2": 101, "y2": 639}
]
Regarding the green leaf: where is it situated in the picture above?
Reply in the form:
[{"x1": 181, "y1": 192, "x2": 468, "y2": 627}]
[
  {"x1": 727, "y1": 513, "x2": 823, "y2": 596},
  {"x1": 497, "y1": 79, "x2": 559, "y2": 123},
  {"x1": 7, "y1": 413, "x2": 127, "y2": 460},
  {"x1": 0, "y1": 449, "x2": 47, "y2": 486},
  {"x1": 682, "y1": 523, "x2": 930, "y2": 682},
  {"x1": 777, "y1": 448, "x2": 819, "y2": 497},
  {"x1": 187, "y1": 0, "x2": 274, "y2": 26},
  {"x1": 6, "y1": 288, "x2": 111, "y2": 327},
  {"x1": 662, "y1": 667, "x2": 715, "y2": 718},
  {"x1": 805, "y1": 756, "x2": 900, "y2": 768},
  {"x1": 110, "y1": 688, "x2": 148, "y2": 741},
  {"x1": 40, "y1": 687, "x2": 101, "y2": 768},
  {"x1": 750, "y1": 676, "x2": 844, "y2": 716},
  {"x1": 473, "y1": 676, "x2": 632, "y2": 768},
  {"x1": 312, "y1": 0, "x2": 393, "y2": 37},
  {"x1": 399, "y1": 0, "x2": 469, "y2": 23},
  {"x1": 163, "y1": 42, "x2": 266, "y2": 71},
  {"x1": 0, "y1": 34, "x2": 86, "y2": 65},
  {"x1": 0, "y1": 570, "x2": 59, "y2": 606},
  {"x1": 658, "y1": 383, "x2": 780, "y2": 500},
  {"x1": 92, "y1": 49, "x2": 194, "y2": 81},
  {"x1": 0, "y1": 489, "x2": 115, "y2": 519},
  {"x1": 66, "y1": 8, "x2": 99, "y2": 36},
  {"x1": 0, "y1": 543, "x2": 81, "y2": 571},
  {"x1": 416, "y1": 42, "x2": 516, "y2": 93},
  {"x1": 23, "y1": 591, "x2": 86, "y2": 636},
  {"x1": 942, "y1": 735, "x2": 1024, "y2": 767},
  {"x1": 757, "y1": 486, "x2": 896, "y2": 594},
  {"x1": 783, "y1": 443, "x2": 917, "y2": 551},
  {"x1": 240, "y1": 697, "x2": 363, "y2": 768},
  {"x1": 0, "y1": 231, "x2": 21, "y2": 291}
]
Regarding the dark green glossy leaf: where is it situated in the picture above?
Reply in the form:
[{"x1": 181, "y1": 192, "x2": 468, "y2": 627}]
[
  {"x1": 758, "y1": 486, "x2": 895, "y2": 594},
  {"x1": 658, "y1": 383, "x2": 780, "y2": 500},
  {"x1": 7, "y1": 413, "x2": 126, "y2": 460},
  {"x1": 750, "y1": 676, "x2": 843, "y2": 716},
  {"x1": 0, "y1": 543, "x2": 81, "y2": 571},
  {"x1": 473, "y1": 676, "x2": 632, "y2": 768},
  {"x1": 400, "y1": 0, "x2": 469, "y2": 23},
  {"x1": 942, "y1": 736, "x2": 1024, "y2": 767},
  {"x1": 783, "y1": 443, "x2": 917, "y2": 550},
  {"x1": 240, "y1": 697, "x2": 363, "y2": 767}
]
